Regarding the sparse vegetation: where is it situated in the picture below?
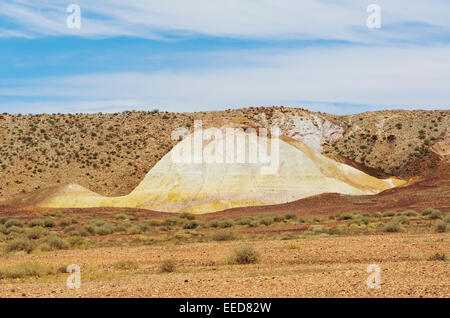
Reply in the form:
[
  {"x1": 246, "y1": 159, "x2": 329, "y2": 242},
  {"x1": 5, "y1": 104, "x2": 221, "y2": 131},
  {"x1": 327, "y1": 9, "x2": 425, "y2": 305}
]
[
  {"x1": 0, "y1": 262, "x2": 65, "y2": 280},
  {"x1": 211, "y1": 230, "x2": 237, "y2": 241},
  {"x1": 160, "y1": 259, "x2": 176, "y2": 273},
  {"x1": 229, "y1": 245, "x2": 260, "y2": 265},
  {"x1": 383, "y1": 221, "x2": 404, "y2": 233}
]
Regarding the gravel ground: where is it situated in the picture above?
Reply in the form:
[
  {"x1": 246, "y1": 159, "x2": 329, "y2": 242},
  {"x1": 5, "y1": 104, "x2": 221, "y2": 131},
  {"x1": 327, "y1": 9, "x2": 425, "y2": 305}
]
[{"x1": 0, "y1": 233, "x2": 448, "y2": 298}]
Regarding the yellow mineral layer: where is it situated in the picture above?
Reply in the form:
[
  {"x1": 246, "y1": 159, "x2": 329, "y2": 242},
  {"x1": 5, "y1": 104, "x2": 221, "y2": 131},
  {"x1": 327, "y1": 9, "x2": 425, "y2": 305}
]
[{"x1": 35, "y1": 130, "x2": 405, "y2": 213}]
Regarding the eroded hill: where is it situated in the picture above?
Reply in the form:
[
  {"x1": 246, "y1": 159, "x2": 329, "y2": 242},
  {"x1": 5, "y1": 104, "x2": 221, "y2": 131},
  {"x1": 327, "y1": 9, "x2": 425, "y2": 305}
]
[{"x1": 0, "y1": 107, "x2": 448, "y2": 198}]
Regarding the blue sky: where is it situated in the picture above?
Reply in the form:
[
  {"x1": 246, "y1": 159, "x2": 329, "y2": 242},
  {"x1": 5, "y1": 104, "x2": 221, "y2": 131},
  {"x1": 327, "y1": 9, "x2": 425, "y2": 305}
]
[{"x1": 0, "y1": 0, "x2": 449, "y2": 115}]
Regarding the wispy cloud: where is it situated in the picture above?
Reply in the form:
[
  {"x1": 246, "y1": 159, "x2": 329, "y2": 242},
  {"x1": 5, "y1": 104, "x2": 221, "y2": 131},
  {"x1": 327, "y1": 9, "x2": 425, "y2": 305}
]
[
  {"x1": 0, "y1": 1, "x2": 449, "y2": 114},
  {"x1": 1, "y1": 0, "x2": 450, "y2": 43},
  {"x1": 1, "y1": 45, "x2": 449, "y2": 114}
]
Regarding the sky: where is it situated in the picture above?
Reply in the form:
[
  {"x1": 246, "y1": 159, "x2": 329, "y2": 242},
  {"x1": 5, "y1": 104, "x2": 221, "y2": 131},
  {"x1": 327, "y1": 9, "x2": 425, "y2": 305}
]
[{"x1": 0, "y1": 0, "x2": 449, "y2": 115}]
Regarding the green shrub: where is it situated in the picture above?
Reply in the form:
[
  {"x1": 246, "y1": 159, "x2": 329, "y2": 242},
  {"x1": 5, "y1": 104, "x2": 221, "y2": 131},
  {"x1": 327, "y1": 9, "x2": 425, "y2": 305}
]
[
  {"x1": 137, "y1": 222, "x2": 149, "y2": 233},
  {"x1": 43, "y1": 210, "x2": 62, "y2": 217},
  {"x1": 83, "y1": 225, "x2": 96, "y2": 235},
  {"x1": 94, "y1": 223, "x2": 116, "y2": 235},
  {"x1": 6, "y1": 238, "x2": 35, "y2": 253},
  {"x1": 235, "y1": 216, "x2": 253, "y2": 225},
  {"x1": 114, "y1": 214, "x2": 131, "y2": 220},
  {"x1": 211, "y1": 230, "x2": 237, "y2": 241},
  {"x1": 434, "y1": 221, "x2": 448, "y2": 233},
  {"x1": 67, "y1": 236, "x2": 87, "y2": 248},
  {"x1": 179, "y1": 212, "x2": 196, "y2": 220},
  {"x1": 64, "y1": 225, "x2": 89, "y2": 236},
  {"x1": 206, "y1": 219, "x2": 218, "y2": 228},
  {"x1": 26, "y1": 227, "x2": 47, "y2": 240},
  {"x1": 0, "y1": 224, "x2": 7, "y2": 234},
  {"x1": 5, "y1": 219, "x2": 23, "y2": 228},
  {"x1": 163, "y1": 217, "x2": 183, "y2": 226},
  {"x1": 336, "y1": 213, "x2": 352, "y2": 221},
  {"x1": 229, "y1": 246, "x2": 259, "y2": 265},
  {"x1": 348, "y1": 223, "x2": 366, "y2": 233},
  {"x1": 28, "y1": 219, "x2": 45, "y2": 227},
  {"x1": 43, "y1": 219, "x2": 56, "y2": 228},
  {"x1": 160, "y1": 259, "x2": 176, "y2": 273},
  {"x1": 403, "y1": 210, "x2": 418, "y2": 217},
  {"x1": 352, "y1": 215, "x2": 372, "y2": 225},
  {"x1": 422, "y1": 208, "x2": 440, "y2": 217},
  {"x1": 59, "y1": 218, "x2": 78, "y2": 227},
  {"x1": 383, "y1": 221, "x2": 404, "y2": 233},
  {"x1": 36, "y1": 243, "x2": 52, "y2": 251},
  {"x1": 126, "y1": 225, "x2": 141, "y2": 235},
  {"x1": 88, "y1": 219, "x2": 107, "y2": 227},
  {"x1": 43, "y1": 235, "x2": 69, "y2": 250},
  {"x1": 382, "y1": 211, "x2": 396, "y2": 218},
  {"x1": 0, "y1": 262, "x2": 55, "y2": 279},
  {"x1": 147, "y1": 219, "x2": 162, "y2": 226},
  {"x1": 310, "y1": 225, "x2": 326, "y2": 234},
  {"x1": 6, "y1": 225, "x2": 24, "y2": 234},
  {"x1": 428, "y1": 210, "x2": 442, "y2": 219},
  {"x1": 258, "y1": 214, "x2": 276, "y2": 226},
  {"x1": 444, "y1": 215, "x2": 450, "y2": 224},
  {"x1": 284, "y1": 213, "x2": 297, "y2": 220},
  {"x1": 217, "y1": 218, "x2": 234, "y2": 228},
  {"x1": 392, "y1": 215, "x2": 410, "y2": 225},
  {"x1": 183, "y1": 220, "x2": 199, "y2": 229}
]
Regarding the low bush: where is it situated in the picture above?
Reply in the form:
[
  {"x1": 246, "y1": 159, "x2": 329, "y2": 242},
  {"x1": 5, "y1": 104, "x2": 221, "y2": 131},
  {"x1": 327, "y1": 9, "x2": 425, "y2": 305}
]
[
  {"x1": 43, "y1": 235, "x2": 69, "y2": 250},
  {"x1": 336, "y1": 213, "x2": 352, "y2": 221},
  {"x1": 43, "y1": 219, "x2": 56, "y2": 228},
  {"x1": 64, "y1": 225, "x2": 89, "y2": 236},
  {"x1": 5, "y1": 219, "x2": 23, "y2": 228},
  {"x1": 383, "y1": 221, "x2": 404, "y2": 233},
  {"x1": 147, "y1": 219, "x2": 162, "y2": 227},
  {"x1": 28, "y1": 219, "x2": 45, "y2": 227},
  {"x1": 229, "y1": 245, "x2": 259, "y2": 265},
  {"x1": 434, "y1": 221, "x2": 448, "y2": 233},
  {"x1": 114, "y1": 261, "x2": 139, "y2": 270},
  {"x1": 163, "y1": 217, "x2": 183, "y2": 226},
  {"x1": 444, "y1": 215, "x2": 450, "y2": 224},
  {"x1": 183, "y1": 220, "x2": 199, "y2": 229},
  {"x1": 428, "y1": 210, "x2": 442, "y2": 220},
  {"x1": 392, "y1": 215, "x2": 410, "y2": 225},
  {"x1": 114, "y1": 214, "x2": 131, "y2": 221},
  {"x1": 6, "y1": 225, "x2": 24, "y2": 234},
  {"x1": 26, "y1": 227, "x2": 47, "y2": 240},
  {"x1": 422, "y1": 208, "x2": 440, "y2": 217},
  {"x1": 6, "y1": 238, "x2": 35, "y2": 253},
  {"x1": 428, "y1": 252, "x2": 447, "y2": 261},
  {"x1": 284, "y1": 213, "x2": 297, "y2": 220},
  {"x1": 94, "y1": 223, "x2": 117, "y2": 235},
  {"x1": 59, "y1": 218, "x2": 78, "y2": 227},
  {"x1": 126, "y1": 225, "x2": 142, "y2": 235},
  {"x1": 0, "y1": 262, "x2": 56, "y2": 279},
  {"x1": 210, "y1": 230, "x2": 237, "y2": 241},
  {"x1": 382, "y1": 211, "x2": 396, "y2": 218},
  {"x1": 403, "y1": 210, "x2": 418, "y2": 217},
  {"x1": 67, "y1": 236, "x2": 87, "y2": 248},
  {"x1": 160, "y1": 259, "x2": 176, "y2": 273},
  {"x1": 256, "y1": 213, "x2": 282, "y2": 226},
  {"x1": 217, "y1": 218, "x2": 234, "y2": 228},
  {"x1": 235, "y1": 216, "x2": 253, "y2": 226},
  {"x1": 179, "y1": 212, "x2": 196, "y2": 220}
]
